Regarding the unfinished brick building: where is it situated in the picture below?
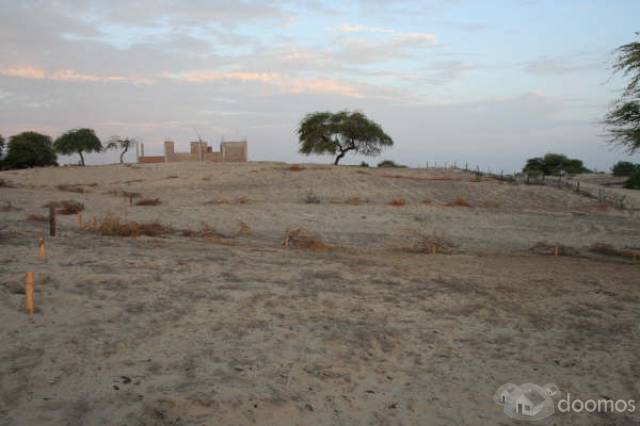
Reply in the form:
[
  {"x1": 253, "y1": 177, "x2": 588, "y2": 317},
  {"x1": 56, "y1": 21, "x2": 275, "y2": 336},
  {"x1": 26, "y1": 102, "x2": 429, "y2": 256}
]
[{"x1": 138, "y1": 140, "x2": 248, "y2": 164}]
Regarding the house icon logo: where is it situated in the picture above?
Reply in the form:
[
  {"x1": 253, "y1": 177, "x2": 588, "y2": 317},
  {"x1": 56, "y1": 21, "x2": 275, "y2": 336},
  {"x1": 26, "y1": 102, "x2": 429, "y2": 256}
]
[{"x1": 494, "y1": 383, "x2": 559, "y2": 421}]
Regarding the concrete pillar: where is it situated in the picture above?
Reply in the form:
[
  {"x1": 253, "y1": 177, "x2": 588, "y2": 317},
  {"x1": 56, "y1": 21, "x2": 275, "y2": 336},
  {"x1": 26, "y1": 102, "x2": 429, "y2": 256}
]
[{"x1": 164, "y1": 140, "x2": 175, "y2": 163}]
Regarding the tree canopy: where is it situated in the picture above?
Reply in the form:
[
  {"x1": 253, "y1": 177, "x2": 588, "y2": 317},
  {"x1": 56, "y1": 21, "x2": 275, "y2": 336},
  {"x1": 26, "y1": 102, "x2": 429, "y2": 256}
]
[
  {"x1": 612, "y1": 160, "x2": 640, "y2": 176},
  {"x1": 105, "y1": 136, "x2": 137, "y2": 164},
  {"x1": 297, "y1": 111, "x2": 393, "y2": 165},
  {"x1": 0, "y1": 134, "x2": 4, "y2": 158},
  {"x1": 523, "y1": 153, "x2": 589, "y2": 176},
  {"x1": 54, "y1": 128, "x2": 102, "y2": 166},
  {"x1": 4, "y1": 132, "x2": 57, "y2": 169},
  {"x1": 605, "y1": 34, "x2": 640, "y2": 153}
]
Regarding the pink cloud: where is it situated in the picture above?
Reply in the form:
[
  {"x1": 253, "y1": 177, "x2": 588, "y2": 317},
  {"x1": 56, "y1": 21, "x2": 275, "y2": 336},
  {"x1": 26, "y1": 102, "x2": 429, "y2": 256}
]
[
  {"x1": 0, "y1": 66, "x2": 46, "y2": 79},
  {"x1": 0, "y1": 66, "x2": 150, "y2": 84},
  {"x1": 287, "y1": 79, "x2": 360, "y2": 97},
  {"x1": 174, "y1": 71, "x2": 281, "y2": 83}
]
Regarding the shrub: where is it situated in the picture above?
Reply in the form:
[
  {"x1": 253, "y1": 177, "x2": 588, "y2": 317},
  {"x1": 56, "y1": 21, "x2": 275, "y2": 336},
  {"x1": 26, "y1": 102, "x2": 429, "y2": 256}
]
[
  {"x1": 389, "y1": 198, "x2": 406, "y2": 206},
  {"x1": 282, "y1": 228, "x2": 331, "y2": 251},
  {"x1": 624, "y1": 170, "x2": 640, "y2": 189},
  {"x1": 44, "y1": 200, "x2": 84, "y2": 215},
  {"x1": 91, "y1": 215, "x2": 173, "y2": 237},
  {"x1": 378, "y1": 160, "x2": 406, "y2": 168},
  {"x1": 446, "y1": 197, "x2": 472, "y2": 207},
  {"x1": 612, "y1": 161, "x2": 639, "y2": 177},
  {"x1": 304, "y1": 191, "x2": 321, "y2": 204},
  {"x1": 360, "y1": 161, "x2": 370, "y2": 167},
  {"x1": 135, "y1": 198, "x2": 161, "y2": 206},
  {"x1": 287, "y1": 165, "x2": 304, "y2": 171},
  {"x1": 56, "y1": 184, "x2": 87, "y2": 193}
]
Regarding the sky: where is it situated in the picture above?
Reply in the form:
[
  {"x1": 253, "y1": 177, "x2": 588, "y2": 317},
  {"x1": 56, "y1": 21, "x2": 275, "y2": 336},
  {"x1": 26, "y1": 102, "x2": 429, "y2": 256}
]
[{"x1": 0, "y1": 0, "x2": 639, "y2": 171}]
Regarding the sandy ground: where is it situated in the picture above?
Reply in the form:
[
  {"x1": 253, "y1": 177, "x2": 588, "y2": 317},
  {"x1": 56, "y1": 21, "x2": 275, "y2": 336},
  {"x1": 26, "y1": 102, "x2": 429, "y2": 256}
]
[{"x1": 1, "y1": 162, "x2": 639, "y2": 425}]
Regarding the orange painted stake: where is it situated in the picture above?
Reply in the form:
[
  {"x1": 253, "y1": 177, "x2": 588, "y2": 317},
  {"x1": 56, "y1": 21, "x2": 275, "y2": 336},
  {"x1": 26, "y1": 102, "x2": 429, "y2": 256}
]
[
  {"x1": 38, "y1": 238, "x2": 46, "y2": 262},
  {"x1": 25, "y1": 272, "x2": 35, "y2": 314}
]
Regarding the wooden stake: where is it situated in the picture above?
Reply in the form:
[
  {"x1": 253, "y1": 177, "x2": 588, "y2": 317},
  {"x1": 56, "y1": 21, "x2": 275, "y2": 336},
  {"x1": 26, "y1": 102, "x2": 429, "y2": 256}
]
[
  {"x1": 48, "y1": 206, "x2": 56, "y2": 237},
  {"x1": 432, "y1": 244, "x2": 437, "y2": 255},
  {"x1": 38, "y1": 238, "x2": 46, "y2": 262},
  {"x1": 76, "y1": 213, "x2": 83, "y2": 226},
  {"x1": 25, "y1": 272, "x2": 35, "y2": 314},
  {"x1": 554, "y1": 246, "x2": 559, "y2": 257},
  {"x1": 129, "y1": 195, "x2": 133, "y2": 206}
]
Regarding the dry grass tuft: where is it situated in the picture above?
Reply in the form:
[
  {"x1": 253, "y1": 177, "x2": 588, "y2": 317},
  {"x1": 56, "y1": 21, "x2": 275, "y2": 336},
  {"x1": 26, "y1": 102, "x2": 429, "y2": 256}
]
[
  {"x1": 165, "y1": 175, "x2": 179, "y2": 179},
  {"x1": 44, "y1": 200, "x2": 84, "y2": 215},
  {"x1": 446, "y1": 197, "x2": 472, "y2": 208},
  {"x1": 287, "y1": 165, "x2": 305, "y2": 172},
  {"x1": 530, "y1": 242, "x2": 578, "y2": 257},
  {"x1": 422, "y1": 199, "x2": 432, "y2": 205},
  {"x1": 56, "y1": 184, "x2": 87, "y2": 193},
  {"x1": 88, "y1": 214, "x2": 173, "y2": 237},
  {"x1": 389, "y1": 198, "x2": 406, "y2": 207},
  {"x1": 26, "y1": 214, "x2": 48, "y2": 222},
  {"x1": 107, "y1": 189, "x2": 141, "y2": 199},
  {"x1": 181, "y1": 223, "x2": 232, "y2": 244},
  {"x1": 481, "y1": 200, "x2": 500, "y2": 209},
  {"x1": 304, "y1": 192, "x2": 321, "y2": 204},
  {"x1": 588, "y1": 243, "x2": 639, "y2": 261},
  {"x1": 347, "y1": 196, "x2": 368, "y2": 205},
  {"x1": 206, "y1": 196, "x2": 250, "y2": 205},
  {"x1": 135, "y1": 198, "x2": 161, "y2": 206},
  {"x1": 283, "y1": 228, "x2": 331, "y2": 251},
  {"x1": 237, "y1": 221, "x2": 253, "y2": 236},
  {"x1": 411, "y1": 233, "x2": 455, "y2": 254}
]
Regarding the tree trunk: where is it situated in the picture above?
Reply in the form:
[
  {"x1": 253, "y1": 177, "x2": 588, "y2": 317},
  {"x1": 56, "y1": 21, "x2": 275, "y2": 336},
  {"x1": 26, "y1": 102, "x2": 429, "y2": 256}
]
[
  {"x1": 119, "y1": 145, "x2": 128, "y2": 164},
  {"x1": 78, "y1": 151, "x2": 85, "y2": 166},
  {"x1": 334, "y1": 150, "x2": 346, "y2": 165}
]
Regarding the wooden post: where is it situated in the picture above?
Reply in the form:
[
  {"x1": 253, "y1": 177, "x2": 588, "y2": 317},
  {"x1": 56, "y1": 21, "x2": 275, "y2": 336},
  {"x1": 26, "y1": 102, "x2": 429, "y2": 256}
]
[
  {"x1": 25, "y1": 272, "x2": 35, "y2": 314},
  {"x1": 76, "y1": 213, "x2": 83, "y2": 226},
  {"x1": 38, "y1": 238, "x2": 46, "y2": 262},
  {"x1": 432, "y1": 244, "x2": 437, "y2": 255},
  {"x1": 129, "y1": 195, "x2": 133, "y2": 206},
  {"x1": 48, "y1": 206, "x2": 56, "y2": 237},
  {"x1": 554, "y1": 246, "x2": 559, "y2": 257}
]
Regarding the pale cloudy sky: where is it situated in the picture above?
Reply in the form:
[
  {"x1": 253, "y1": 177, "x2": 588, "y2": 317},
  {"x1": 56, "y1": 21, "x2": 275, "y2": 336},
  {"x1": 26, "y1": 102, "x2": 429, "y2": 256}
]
[{"x1": 0, "y1": 0, "x2": 638, "y2": 171}]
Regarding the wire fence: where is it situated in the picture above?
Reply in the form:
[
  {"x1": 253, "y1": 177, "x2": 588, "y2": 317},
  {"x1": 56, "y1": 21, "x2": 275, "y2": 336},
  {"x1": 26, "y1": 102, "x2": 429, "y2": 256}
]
[{"x1": 421, "y1": 161, "x2": 640, "y2": 211}]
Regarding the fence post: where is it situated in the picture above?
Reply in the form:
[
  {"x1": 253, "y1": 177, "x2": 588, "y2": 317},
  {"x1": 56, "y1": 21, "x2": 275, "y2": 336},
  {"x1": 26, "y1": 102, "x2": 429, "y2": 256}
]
[
  {"x1": 48, "y1": 206, "x2": 56, "y2": 237},
  {"x1": 25, "y1": 272, "x2": 35, "y2": 314}
]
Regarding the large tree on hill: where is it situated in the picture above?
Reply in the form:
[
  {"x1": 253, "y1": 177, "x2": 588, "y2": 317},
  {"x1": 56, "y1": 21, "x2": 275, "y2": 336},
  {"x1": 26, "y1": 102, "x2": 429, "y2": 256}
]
[
  {"x1": 105, "y1": 136, "x2": 137, "y2": 164},
  {"x1": 523, "y1": 153, "x2": 589, "y2": 176},
  {"x1": 297, "y1": 111, "x2": 393, "y2": 165},
  {"x1": 54, "y1": 128, "x2": 102, "y2": 166},
  {"x1": 605, "y1": 33, "x2": 640, "y2": 153},
  {"x1": 4, "y1": 132, "x2": 57, "y2": 168}
]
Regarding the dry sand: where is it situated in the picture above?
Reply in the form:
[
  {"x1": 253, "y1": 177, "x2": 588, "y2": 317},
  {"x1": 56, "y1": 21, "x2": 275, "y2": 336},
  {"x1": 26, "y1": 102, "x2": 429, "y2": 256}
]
[{"x1": 1, "y1": 162, "x2": 639, "y2": 425}]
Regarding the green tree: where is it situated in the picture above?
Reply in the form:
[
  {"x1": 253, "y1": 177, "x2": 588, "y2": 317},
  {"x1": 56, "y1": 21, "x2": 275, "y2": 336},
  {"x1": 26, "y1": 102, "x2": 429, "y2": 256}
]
[
  {"x1": 523, "y1": 153, "x2": 589, "y2": 176},
  {"x1": 105, "y1": 136, "x2": 137, "y2": 164},
  {"x1": 297, "y1": 111, "x2": 394, "y2": 165},
  {"x1": 605, "y1": 34, "x2": 640, "y2": 153},
  {"x1": 625, "y1": 170, "x2": 640, "y2": 189},
  {"x1": 4, "y1": 132, "x2": 57, "y2": 169},
  {"x1": 0, "y1": 134, "x2": 5, "y2": 158},
  {"x1": 54, "y1": 128, "x2": 102, "y2": 166},
  {"x1": 612, "y1": 161, "x2": 639, "y2": 176}
]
